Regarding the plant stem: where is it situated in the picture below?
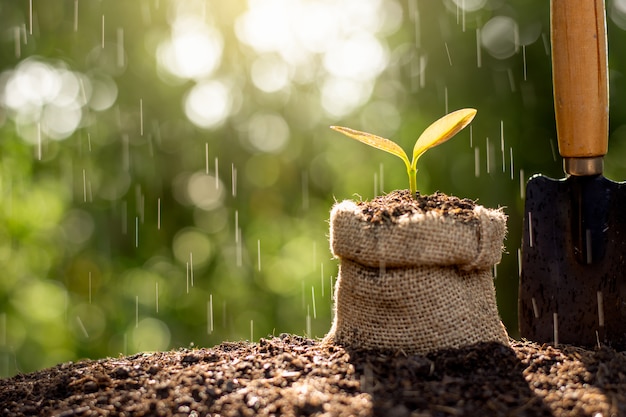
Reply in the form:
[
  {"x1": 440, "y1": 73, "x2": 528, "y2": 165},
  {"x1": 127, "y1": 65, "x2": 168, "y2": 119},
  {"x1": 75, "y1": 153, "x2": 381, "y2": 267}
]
[{"x1": 408, "y1": 167, "x2": 417, "y2": 197}]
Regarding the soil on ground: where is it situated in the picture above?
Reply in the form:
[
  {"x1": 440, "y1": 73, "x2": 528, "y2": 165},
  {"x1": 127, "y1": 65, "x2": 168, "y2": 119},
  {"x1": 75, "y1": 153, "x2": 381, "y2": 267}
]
[
  {"x1": 2, "y1": 335, "x2": 626, "y2": 417},
  {"x1": 358, "y1": 190, "x2": 479, "y2": 224}
]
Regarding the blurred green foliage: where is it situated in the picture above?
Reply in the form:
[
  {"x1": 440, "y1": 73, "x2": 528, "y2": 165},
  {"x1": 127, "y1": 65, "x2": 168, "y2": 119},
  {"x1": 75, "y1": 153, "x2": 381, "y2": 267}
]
[{"x1": 2, "y1": 0, "x2": 626, "y2": 376}]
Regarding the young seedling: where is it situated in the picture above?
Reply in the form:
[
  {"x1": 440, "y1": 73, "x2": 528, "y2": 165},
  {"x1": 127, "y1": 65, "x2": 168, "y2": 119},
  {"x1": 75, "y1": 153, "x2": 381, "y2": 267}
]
[{"x1": 330, "y1": 108, "x2": 477, "y2": 196}]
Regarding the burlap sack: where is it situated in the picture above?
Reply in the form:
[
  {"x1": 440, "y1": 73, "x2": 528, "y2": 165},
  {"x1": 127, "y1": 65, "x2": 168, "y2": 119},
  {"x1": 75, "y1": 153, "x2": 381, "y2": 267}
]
[{"x1": 324, "y1": 197, "x2": 509, "y2": 354}]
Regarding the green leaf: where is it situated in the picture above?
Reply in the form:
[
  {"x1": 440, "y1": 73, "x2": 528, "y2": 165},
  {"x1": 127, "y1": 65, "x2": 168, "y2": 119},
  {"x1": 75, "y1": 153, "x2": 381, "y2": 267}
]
[
  {"x1": 330, "y1": 108, "x2": 477, "y2": 197},
  {"x1": 329, "y1": 125, "x2": 410, "y2": 168},
  {"x1": 411, "y1": 108, "x2": 477, "y2": 169}
]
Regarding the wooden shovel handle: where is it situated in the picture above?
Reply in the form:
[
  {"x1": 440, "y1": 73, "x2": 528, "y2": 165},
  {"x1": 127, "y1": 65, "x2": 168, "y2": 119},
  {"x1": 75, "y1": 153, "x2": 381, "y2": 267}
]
[{"x1": 551, "y1": 0, "x2": 608, "y2": 158}]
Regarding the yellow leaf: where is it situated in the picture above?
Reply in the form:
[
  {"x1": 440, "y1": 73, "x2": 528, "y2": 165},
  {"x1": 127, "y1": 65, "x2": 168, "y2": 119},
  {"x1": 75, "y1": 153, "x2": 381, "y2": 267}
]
[
  {"x1": 411, "y1": 108, "x2": 477, "y2": 168},
  {"x1": 330, "y1": 126, "x2": 410, "y2": 167}
]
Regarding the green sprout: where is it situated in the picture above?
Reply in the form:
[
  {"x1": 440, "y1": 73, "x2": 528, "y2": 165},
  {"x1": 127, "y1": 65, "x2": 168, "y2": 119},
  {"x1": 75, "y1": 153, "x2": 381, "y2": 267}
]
[{"x1": 330, "y1": 108, "x2": 477, "y2": 196}]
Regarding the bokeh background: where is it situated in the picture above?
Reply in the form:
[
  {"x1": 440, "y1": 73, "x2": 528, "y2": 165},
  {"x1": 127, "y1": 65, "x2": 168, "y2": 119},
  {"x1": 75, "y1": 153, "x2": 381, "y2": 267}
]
[{"x1": 3, "y1": 0, "x2": 626, "y2": 376}]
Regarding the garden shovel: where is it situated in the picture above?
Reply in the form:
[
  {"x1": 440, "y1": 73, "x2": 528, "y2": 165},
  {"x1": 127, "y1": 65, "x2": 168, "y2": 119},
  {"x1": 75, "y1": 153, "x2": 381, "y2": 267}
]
[{"x1": 519, "y1": 0, "x2": 626, "y2": 349}]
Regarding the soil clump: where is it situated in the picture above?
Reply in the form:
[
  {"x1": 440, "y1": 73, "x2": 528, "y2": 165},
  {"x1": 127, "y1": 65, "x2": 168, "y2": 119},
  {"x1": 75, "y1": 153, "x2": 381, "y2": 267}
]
[
  {"x1": 2, "y1": 335, "x2": 625, "y2": 416},
  {"x1": 358, "y1": 190, "x2": 478, "y2": 224}
]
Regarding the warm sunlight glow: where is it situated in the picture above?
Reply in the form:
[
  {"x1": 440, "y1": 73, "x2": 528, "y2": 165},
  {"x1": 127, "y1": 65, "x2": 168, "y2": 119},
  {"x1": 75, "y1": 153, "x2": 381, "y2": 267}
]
[
  {"x1": 157, "y1": 17, "x2": 223, "y2": 81},
  {"x1": 0, "y1": 57, "x2": 102, "y2": 142},
  {"x1": 235, "y1": 0, "x2": 401, "y2": 117},
  {"x1": 184, "y1": 80, "x2": 232, "y2": 129}
]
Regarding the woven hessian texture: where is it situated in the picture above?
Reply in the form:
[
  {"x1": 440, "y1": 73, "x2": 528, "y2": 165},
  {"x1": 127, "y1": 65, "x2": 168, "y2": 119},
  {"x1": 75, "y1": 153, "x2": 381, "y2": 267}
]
[{"x1": 325, "y1": 199, "x2": 509, "y2": 354}]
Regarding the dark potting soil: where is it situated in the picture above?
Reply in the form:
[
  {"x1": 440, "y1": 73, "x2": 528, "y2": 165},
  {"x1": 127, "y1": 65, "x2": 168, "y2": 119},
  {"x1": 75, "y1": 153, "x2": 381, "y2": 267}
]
[
  {"x1": 358, "y1": 190, "x2": 478, "y2": 224},
  {"x1": 2, "y1": 335, "x2": 625, "y2": 417}
]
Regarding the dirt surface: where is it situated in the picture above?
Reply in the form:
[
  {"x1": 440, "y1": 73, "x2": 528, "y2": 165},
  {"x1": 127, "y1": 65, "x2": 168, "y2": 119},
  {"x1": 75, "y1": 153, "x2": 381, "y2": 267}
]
[
  {"x1": 2, "y1": 335, "x2": 626, "y2": 417},
  {"x1": 358, "y1": 190, "x2": 478, "y2": 224}
]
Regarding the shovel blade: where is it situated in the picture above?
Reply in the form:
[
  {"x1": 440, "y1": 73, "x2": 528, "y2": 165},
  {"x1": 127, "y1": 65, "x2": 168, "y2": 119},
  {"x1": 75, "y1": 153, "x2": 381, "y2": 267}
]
[{"x1": 519, "y1": 174, "x2": 626, "y2": 349}]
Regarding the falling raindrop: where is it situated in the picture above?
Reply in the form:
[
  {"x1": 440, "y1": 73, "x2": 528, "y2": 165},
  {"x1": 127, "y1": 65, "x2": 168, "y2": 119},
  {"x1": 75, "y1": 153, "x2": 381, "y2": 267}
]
[
  {"x1": 236, "y1": 228, "x2": 242, "y2": 267},
  {"x1": 531, "y1": 298, "x2": 539, "y2": 319},
  {"x1": 257, "y1": 240, "x2": 261, "y2": 271},
  {"x1": 14, "y1": 27, "x2": 20, "y2": 58},
  {"x1": 522, "y1": 45, "x2": 528, "y2": 81},
  {"x1": 517, "y1": 248, "x2": 522, "y2": 277},
  {"x1": 205, "y1": 143, "x2": 209, "y2": 175},
  {"x1": 409, "y1": 0, "x2": 420, "y2": 47},
  {"x1": 122, "y1": 134, "x2": 129, "y2": 171},
  {"x1": 135, "y1": 295, "x2": 139, "y2": 328},
  {"x1": 76, "y1": 316, "x2": 89, "y2": 338},
  {"x1": 320, "y1": 263, "x2": 325, "y2": 297},
  {"x1": 157, "y1": 198, "x2": 161, "y2": 230},
  {"x1": 117, "y1": 28, "x2": 125, "y2": 68},
  {"x1": 597, "y1": 291, "x2": 605, "y2": 327},
  {"x1": 82, "y1": 169, "x2": 87, "y2": 203},
  {"x1": 500, "y1": 121, "x2": 505, "y2": 173},
  {"x1": 528, "y1": 211, "x2": 534, "y2": 248},
  {"x1": 208, "y1": 294, "x2": 214, "y2": 334},
  {"x1": 302, "y1": 171, "x2": 309, "y2": 210},
  {"x1": 121, "y1": 201, "x2": 128, "y2": 234},
  {"x1": 486, "y1": 137, "x2": 492, "y2": 174},
  {"x1": 553, "y1": 313, "x2": 559, "y2": 346},
  {"x1": 461, "y1": 1, "x2": 467, "y2": 32},
  {"x1": 140, "y1": 195, "x2": 145, "y2": 223},
  {"x1": 510, "y1": 147, "x2": 514, "y2": 180},
  {"x1": 507, "y1": 68, "x2": 516, "y2": 92},
  {"x1": 190, "y1": 252, "x2": 194, "y2": 287},
  {"x1": 135, "y1": 216, "x2": 139, "y2": 247},
  {"x1": 476, "y1": 28, "x2": 482, "y2": 68},
  {"x1": 474, "y1": 147, "x2": 480, "y2": 177},
  {"x1": 139, "y1": 99, "x2": 144, "y2": 136},
  {"x1": 541, "y1": 33, "x2": 550, "y2": 55},
  {"x1": 135, "y1": 185, "x2": 142, "y2": 219},
  {"x1": 29, "y1": 0, "x2": 33, "y2": 35},
  {"x1": 374, "y1": 172, "x2": 379, "y2": 197},
  {"x1": 36, "y1": 123, "x2": 42, "y2": 161},
  {"x1": 222, "y1": 301, "x2": 227, "y2": 329},
  {"x1": 444, "y1": 42, "x2": 452, "y2": 66},
  {"x1": 214, "y1": 157, "x2": 219, "y2": 189},
  {"x1": 231, "y1": 163, "x2": 237, "y2": 197},
  {"x1": 520, "y1": 169, "x2": 525, "y2": 199},
  {"x1": 549, "y1": 139, "x2": 557, "y2": 161},
  {"x1": 586, "y1": 229, "x2": 593, "y2": 264},
  {"x1": 74, "y1": 0, "x2": 78, "y2": 32},
  {"x1": 306, "y1": 305, "x2": 311, "y2": 337},
  {"x1": 419, "y1": 55, "x2": 426, "y2": 89},
  {"x1": 101, "y1": 15, "x2": 105, "y2": 49},
  {"x1": 250, "y1": 319, "x2": 254, "y2": 342},
  {"x1": 148, "y1": 134, "x2": 154, "y2": 157}
]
